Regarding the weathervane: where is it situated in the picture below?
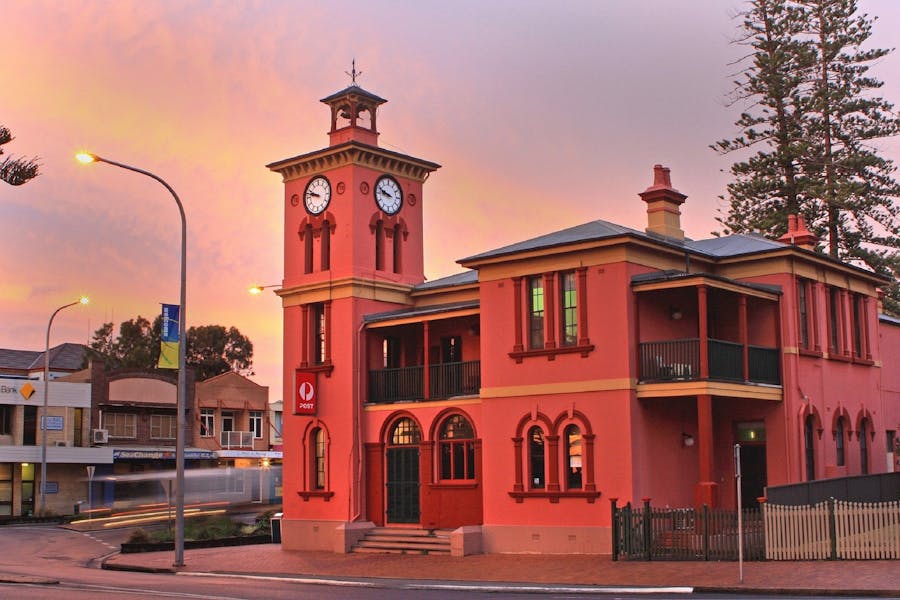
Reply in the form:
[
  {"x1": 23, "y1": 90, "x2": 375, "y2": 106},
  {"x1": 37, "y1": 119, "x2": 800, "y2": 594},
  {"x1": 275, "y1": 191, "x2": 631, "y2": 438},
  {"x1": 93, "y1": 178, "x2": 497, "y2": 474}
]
[{"x1": 346, "y1": 59, "x2": 362, "y2": 86}]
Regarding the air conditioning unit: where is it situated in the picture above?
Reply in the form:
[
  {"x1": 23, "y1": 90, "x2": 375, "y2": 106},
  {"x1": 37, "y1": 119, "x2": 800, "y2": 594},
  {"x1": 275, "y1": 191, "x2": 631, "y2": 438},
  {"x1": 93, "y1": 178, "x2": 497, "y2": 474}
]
[{"x1": 92, "y1": 429, "x2": 109, "y2": 444}]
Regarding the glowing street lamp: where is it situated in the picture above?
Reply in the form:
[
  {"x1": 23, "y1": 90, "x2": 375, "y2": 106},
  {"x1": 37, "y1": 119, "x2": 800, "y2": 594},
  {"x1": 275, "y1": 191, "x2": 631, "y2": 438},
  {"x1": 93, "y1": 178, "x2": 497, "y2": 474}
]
[
  {"x1": 77, "y1": 151, "x2": 188, "y2": 567},
  {"x1": 248, "y1": 284, "x2": 279, "y2": 295},
  {"x1": 41, "y1": 296, "x2": 89, "y2": 514}
]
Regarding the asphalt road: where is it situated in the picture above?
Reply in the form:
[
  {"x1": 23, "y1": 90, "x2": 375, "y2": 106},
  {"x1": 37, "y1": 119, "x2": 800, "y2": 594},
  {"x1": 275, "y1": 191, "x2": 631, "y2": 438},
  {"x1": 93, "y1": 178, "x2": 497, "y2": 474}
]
[{"x1": 0, "y1": 526, "x2": 884, "y2": 599}]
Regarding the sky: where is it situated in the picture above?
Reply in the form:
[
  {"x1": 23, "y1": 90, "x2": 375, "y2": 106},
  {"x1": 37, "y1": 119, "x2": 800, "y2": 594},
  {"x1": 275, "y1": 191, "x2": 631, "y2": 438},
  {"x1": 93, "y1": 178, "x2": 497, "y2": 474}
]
[{"x1": 3, "y1": 0, "x2": 899, "y2": 403}]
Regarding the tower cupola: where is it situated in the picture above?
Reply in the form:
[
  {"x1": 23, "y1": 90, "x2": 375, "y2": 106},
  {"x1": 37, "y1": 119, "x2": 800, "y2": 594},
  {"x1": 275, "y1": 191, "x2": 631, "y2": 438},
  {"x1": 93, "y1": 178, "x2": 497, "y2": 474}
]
[{"x1": 320, "y1": 80, "x2": 387, "y2": 147}]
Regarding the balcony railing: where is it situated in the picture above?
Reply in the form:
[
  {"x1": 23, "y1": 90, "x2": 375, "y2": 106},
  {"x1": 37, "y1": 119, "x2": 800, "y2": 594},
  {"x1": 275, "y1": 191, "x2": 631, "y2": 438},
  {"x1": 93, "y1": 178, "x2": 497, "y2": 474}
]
[
  {"x1": 369, "y1": 360, "x2": 481, "y2": 404},
  {"x1": 639, "y1": 339, "x2": 779, "y2": 385},
  {"x1": 220, "y1": 430, "x2": 252, "y2": 448}
]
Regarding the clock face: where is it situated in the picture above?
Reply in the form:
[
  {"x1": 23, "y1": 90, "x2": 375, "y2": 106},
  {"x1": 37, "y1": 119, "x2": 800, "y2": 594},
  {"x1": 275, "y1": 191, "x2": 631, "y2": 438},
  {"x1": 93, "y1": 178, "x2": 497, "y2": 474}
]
[
  {"x1": 375, "y1": 175, "x2": 402, "y2": 215},
  {"x1": 304, "y1": 176, "x2": 331, "y2": 215}
]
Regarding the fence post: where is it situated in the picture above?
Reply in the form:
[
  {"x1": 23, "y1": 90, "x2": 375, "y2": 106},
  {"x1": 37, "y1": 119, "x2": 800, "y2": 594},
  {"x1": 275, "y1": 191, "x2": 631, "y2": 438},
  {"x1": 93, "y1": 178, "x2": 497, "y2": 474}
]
[
  {"x1": 828, "y1": 497, "x2": 837, "y2": 560},
  {"x1": 610, "y1": 498, "x2": 619, "y2": 561},
  {"x1": 643, "y1": 498, "x2": 652, "y2": 561},
  {"x1": 703, "y1": 504, "x2": 710, "y2": 561}
]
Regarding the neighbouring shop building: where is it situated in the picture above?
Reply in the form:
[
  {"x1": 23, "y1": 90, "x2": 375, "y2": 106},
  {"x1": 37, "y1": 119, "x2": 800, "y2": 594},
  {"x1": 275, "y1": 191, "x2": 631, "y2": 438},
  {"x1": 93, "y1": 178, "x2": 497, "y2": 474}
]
[{"x1": 269, "y1": 83, "x2": 899, "y2": 555}]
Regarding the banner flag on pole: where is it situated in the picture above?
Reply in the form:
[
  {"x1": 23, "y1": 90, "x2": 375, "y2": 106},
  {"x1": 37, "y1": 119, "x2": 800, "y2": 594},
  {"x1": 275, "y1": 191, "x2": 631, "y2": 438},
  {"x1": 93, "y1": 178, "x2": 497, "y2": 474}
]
[{"x1": 159, "y1": 303, "x2": 180, "y2": 369}]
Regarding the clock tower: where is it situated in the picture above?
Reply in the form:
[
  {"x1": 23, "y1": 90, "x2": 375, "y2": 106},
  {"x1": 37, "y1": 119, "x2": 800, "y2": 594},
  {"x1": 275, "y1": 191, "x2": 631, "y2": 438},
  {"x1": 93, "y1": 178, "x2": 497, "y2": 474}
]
[{"x1": 266, "y1": 80, "x2": 439, "y2": 549}]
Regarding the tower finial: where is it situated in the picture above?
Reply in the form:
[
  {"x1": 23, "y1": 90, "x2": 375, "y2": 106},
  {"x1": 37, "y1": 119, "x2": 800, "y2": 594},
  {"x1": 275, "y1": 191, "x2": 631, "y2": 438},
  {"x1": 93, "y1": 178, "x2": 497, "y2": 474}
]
[{"x1": 345, "y1": 59, "x2": 363, "y2": 86}]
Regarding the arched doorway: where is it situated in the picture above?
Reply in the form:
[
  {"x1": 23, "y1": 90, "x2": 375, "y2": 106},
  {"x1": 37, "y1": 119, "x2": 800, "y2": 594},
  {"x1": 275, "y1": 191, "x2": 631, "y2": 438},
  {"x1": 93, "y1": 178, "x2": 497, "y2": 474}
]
[{"x1": 386, "y1": 417, "x2": 421, "y2": 524}]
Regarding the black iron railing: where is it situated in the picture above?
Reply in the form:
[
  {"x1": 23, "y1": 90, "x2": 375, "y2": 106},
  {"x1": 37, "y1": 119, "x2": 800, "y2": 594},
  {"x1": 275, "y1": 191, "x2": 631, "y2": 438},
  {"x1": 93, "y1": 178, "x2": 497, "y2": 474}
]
[
  {"x1": 639, "y1": 339, "x2": 780, "y2": 385},
  {"x1": 611, "y1": 498, "x2": 765, "y2": 561},
  {"x1": 368, "y1": 360, "x2": 481, "y2": 404}
]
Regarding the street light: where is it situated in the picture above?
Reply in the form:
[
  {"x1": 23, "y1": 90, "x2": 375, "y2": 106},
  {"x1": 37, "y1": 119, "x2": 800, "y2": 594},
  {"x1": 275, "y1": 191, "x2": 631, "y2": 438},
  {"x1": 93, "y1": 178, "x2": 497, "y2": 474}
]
[
  {"x1": 76, "y1": 151, "x2": 188, "y2": 568},
  {"x1": 248, "y1": 284, "x2": 279, "y2": 295},
  {"x1": 41, "y1": 296, "x2": 89, "y2": 515}
]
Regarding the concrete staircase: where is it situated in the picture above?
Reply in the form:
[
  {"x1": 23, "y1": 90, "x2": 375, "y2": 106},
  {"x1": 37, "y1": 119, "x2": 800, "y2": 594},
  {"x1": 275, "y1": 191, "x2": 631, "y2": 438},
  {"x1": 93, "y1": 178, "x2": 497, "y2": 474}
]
[{"x1": 351, "y1": 527, "x2": 452, "y2": 555}]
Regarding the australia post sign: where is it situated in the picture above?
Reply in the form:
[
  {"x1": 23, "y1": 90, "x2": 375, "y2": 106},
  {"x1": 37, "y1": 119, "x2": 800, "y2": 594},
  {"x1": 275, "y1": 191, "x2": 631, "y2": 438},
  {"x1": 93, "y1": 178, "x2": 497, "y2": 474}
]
[{"x1": 294, "y1": 370, "x2": 317, "y2": 415}]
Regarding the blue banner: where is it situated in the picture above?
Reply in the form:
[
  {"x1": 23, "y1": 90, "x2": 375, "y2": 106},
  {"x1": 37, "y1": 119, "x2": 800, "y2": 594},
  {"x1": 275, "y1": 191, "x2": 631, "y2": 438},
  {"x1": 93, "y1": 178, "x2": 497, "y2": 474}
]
[
  {"x1": 159, "y1": 304, "x2": 180, "y2": 369},
  {"x1": 160, "y1": 304, "x2": 180, "y2": 342}
]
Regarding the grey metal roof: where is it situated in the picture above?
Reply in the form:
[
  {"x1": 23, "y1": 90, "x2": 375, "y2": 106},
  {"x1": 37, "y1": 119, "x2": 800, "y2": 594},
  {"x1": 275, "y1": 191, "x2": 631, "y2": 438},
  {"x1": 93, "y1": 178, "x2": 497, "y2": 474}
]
[
  {"x1": 364, "y1": 300, "x2": 479, "y2": 325},
  {"x1": 631, "y1": 270, "x2": 783, "y2": 295},
  {"x1": 459, "y1": 219, "x2": 644, "y2": 263},
  {"x1": 414, "y1": 270, "x2": 478, "y2": 291},
  {"x1": 880, "y1": 314, "x2": 900, "y2": 327},
  {"x1": 0, "y1": 343, "x2": 87, "y2": 372},
  {"x1": 685, "y1": 234, "x2": 785, "y2": 257},
  {"x1": 320, "y1": 85, "x2": 387, "y2": 105}
]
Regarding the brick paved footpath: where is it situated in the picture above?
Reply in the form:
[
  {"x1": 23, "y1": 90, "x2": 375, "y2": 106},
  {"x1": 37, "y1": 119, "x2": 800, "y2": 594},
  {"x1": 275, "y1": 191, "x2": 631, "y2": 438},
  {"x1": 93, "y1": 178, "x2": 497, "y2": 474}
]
[{"x1": 103, "y1": 544, "x2": 900, "y2": 596}]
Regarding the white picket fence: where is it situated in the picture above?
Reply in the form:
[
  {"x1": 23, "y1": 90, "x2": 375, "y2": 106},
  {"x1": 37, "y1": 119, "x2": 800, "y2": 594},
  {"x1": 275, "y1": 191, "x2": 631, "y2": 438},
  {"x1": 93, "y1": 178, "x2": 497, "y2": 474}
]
[{"x1": 764, "y1": 499, "x2": 900, "y2": 560}]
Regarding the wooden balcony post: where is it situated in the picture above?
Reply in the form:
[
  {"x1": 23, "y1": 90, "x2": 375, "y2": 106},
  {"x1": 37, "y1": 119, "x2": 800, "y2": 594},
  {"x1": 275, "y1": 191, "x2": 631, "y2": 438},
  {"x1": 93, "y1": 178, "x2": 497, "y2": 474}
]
[
  {"x1": 423, "y1": 321, "x2": 431, "y2": 400},
  {"x1": 698, "y1": 286, "x2": 709, "y2": 379},
  {"x1": 739, "y1": 295, "x2": 748, "y2": 381}
]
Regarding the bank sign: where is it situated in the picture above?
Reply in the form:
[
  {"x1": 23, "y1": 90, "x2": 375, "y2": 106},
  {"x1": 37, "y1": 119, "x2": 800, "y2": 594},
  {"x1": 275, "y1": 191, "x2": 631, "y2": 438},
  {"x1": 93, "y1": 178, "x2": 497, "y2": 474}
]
[{"x1": 294, "y1": 370, "x2": 317, "y2": 415}]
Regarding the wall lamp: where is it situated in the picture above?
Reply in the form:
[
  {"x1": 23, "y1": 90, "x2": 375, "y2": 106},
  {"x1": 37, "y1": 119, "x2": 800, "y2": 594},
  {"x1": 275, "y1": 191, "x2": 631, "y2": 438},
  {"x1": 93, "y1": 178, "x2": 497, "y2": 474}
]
[
  {"x1": 670, "y1": 306, "x2": 683, "y2": 321},
  {"x1": 682, "y1": 432, "x2": 695, "y2": 447}
]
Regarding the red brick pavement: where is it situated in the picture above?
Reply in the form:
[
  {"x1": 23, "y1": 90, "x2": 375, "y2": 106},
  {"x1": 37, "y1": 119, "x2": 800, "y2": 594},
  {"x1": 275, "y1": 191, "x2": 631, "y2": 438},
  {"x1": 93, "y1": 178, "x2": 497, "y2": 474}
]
[{"x1": 103, "y1": 545, "x2": 900, "y2": 595}]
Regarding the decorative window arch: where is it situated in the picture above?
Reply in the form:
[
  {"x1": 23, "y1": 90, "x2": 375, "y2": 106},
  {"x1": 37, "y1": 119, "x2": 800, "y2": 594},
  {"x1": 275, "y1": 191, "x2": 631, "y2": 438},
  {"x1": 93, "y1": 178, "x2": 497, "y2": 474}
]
[
  {"x1": 298, "y1": 420, "x2": 333, "y2": 501},
  {"x1": 436, "y1": 413, "x2": 476, "y2": 481},
  {"x1": 509, "y1": 410, "x2": 600, "y2": 503},
  {"x1": 388, "y1": 416, "x2": 422, "y2": 446},
  {"x1": 299, "y1": 213, "x2": 336, "y2": 274}
]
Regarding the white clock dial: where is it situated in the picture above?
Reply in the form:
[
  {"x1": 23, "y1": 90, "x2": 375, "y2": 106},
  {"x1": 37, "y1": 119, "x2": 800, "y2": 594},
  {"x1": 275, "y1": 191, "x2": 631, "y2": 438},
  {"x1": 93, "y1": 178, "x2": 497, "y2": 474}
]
[
  {"x1": 375, "y1": 175, "x2": 402, "y2": 215},
  {"x1": 304, "y1": 176, "x2": 331, "y2": 215}
]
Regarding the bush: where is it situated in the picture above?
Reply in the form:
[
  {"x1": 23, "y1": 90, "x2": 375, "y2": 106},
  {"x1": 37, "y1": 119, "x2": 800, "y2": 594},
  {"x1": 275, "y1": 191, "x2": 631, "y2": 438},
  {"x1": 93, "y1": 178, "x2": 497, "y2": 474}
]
[{"x1": 126, "y1": 529, "x2": 151, "y2": 544}]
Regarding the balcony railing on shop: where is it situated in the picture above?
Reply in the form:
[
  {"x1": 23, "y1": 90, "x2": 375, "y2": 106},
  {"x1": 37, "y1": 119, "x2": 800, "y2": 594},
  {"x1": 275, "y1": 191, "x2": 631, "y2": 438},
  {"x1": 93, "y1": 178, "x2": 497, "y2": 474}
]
[
  {"x1": 369, "y1": 360, "x2": 481, "y2": 404},
  {"x1": 639, "y1": 339, "x2": 780, "y2": 385},
  {"x1": 220, "y1": 430, "x2": 252, "y2": 449}
]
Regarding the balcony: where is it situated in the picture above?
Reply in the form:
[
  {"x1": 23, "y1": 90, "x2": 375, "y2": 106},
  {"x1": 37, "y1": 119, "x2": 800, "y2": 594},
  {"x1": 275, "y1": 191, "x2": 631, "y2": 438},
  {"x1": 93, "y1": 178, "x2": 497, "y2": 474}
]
[
  {"x1": 368, "y1": 360, "x2": 481, "y2": 404},
  {"x1": 220, "y1": 430, "x2": 253, "y2": 449},
  {"x1": 639, "y1": 339, "x2": 780, "y2": 385}
]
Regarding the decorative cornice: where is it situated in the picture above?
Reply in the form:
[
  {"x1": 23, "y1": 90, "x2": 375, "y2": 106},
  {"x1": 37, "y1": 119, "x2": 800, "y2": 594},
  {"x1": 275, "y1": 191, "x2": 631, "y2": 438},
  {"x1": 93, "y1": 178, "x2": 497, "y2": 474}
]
[{"x1": 267, "y1": 142, "x2": 440, "y2": 183}]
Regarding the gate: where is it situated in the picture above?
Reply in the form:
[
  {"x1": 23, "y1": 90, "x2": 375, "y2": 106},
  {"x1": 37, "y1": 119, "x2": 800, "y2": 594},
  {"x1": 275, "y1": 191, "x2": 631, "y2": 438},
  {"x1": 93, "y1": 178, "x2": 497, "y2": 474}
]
[
  {"x1": 386, "y1": 447, "x2": 420, "y2": 523},
  {"x1": 611, "y1": 498, "x2": 765, "y2": 561}
]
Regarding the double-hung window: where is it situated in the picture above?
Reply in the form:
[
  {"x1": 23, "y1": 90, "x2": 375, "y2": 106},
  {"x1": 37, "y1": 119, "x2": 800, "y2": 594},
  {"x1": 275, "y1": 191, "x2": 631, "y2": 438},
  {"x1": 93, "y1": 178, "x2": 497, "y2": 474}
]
[
  {"x1": 528, "y1": 277, "x2": 544, "y2": 350},
  {"x1": 249, "y1": 411, "x2": 263, "y2": 439},
  {"x1": 200, "y1": 408, "x2": 214, "y2": 437},
  {"x1": 559, "y1": 271, "x2": 577, "y2": 347}
]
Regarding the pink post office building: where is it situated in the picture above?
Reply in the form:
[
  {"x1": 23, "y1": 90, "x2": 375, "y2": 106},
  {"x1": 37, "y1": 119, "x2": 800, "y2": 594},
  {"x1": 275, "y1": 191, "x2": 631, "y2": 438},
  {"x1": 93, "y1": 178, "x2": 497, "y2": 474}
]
[{"x1": 267, "y1": 83, "x2": 899, "y2": 555}]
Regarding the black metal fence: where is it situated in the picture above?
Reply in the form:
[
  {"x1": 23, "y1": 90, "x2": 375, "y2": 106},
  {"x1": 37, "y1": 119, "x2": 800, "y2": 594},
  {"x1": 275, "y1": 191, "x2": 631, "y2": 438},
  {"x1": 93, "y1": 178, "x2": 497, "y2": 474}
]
[
  {"x1": 638, "y1": 339, "x2": 780, "y2": 385},
  {"x1": 767, "y1": 472, "x2": 900, "y2": 505},
  {"x1": 611, "y1": 498, "x2": 765, "y2": 561},
  {"x1": 368, "y1": 360, "x2": 481, "y2": 403}
]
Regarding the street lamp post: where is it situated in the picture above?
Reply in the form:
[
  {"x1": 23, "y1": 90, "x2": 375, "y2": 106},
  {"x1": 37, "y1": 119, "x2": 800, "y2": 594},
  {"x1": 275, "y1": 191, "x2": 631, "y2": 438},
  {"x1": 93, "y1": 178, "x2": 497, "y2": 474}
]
[
  {"x1": 76, "y1": 152, "x2": 187, "y2": 567},
  {"x1": 40, "y1": 296, "x2": 88, "y2": 514}
]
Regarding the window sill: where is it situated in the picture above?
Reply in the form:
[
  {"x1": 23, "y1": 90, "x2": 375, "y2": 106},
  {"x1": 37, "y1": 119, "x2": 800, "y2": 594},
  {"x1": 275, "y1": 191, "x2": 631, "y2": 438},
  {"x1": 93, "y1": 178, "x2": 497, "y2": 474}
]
[
  {"x1": 430, "y1": 482, "x2": 479, "y2": 490},
  {"x1": 852, "y1": 357, "x2": 875, "y2": 366},
  {"x1": 509, "y1": 343, "x2": 594, "y2": 364},
  {"x1": 798, "y1": 348, "x2": 823, "y2": 358},
  {"x1": 508, "y1": 490, "x2": 601, "y2": 504},
  {"x1": 826, "y1": 354, "x2": 852, "y2": 363},
  {"x1": 298, "y1": 490, "x2": 334, "y2": 502},
  {"x1": 297, "y1": 363, "x2": 335, "y2": 378}
]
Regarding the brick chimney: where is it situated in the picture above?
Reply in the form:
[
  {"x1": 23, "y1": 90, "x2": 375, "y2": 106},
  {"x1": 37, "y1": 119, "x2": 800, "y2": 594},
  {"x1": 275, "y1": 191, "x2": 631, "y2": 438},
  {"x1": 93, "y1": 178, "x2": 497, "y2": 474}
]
[
  {"x1": 778, "y1": 214, "x2": 818, "y2": 250},
  {"x1": 639, "y1": 164, "x2": 687, "y2": 241}
]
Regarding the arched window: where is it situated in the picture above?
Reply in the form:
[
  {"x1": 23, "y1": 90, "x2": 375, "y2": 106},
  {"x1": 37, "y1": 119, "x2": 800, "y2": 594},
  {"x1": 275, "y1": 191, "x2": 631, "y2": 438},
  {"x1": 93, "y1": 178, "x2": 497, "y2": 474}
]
[
  {"x1": 564, "y1": 424, "x2": 583, "y2": 490},
  {"x1": 804, "y1": 415, "x2": 816, "y2": 481},
  {"x1": 835, "y1": 418, "x2": 846, "y2": 467},
  {"x1": 859, "y1": 418, "x2": 869, "y2": 475},
  {"x1": 391, "y1": 417, "x2": 421, "y2": 445},
  {"x1": 375, "y1": 220, "x2": 385, "y2": 271},
  {"x1": 311, "y1": 427, "x2": 326, "y2": 489},
  {"x1": 528, "y1": 426, "x2": 545, "y2": 490},
  {"x1": 320, "y1": 220, "x2": 331, "y2": 271},
  {"x1": 438, "y1": 414, "x2": 475, "y2": 480},
  {"x1": 303, "y1": 223, "x2": 314, "y2": 273}
]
